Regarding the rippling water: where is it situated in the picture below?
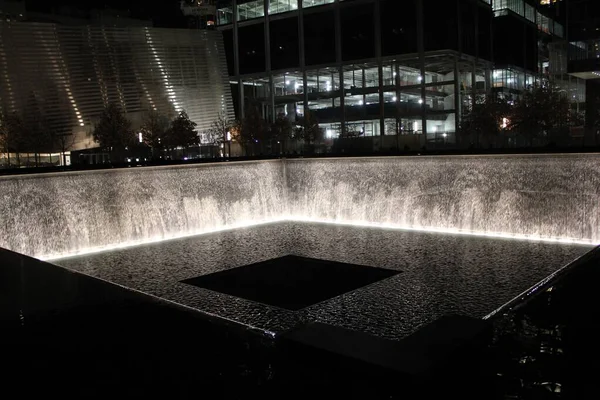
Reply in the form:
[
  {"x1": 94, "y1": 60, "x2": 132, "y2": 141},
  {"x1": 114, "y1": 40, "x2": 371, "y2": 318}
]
[{"x1": 56, "y1": 222, "x2": 592, "y2": 340}]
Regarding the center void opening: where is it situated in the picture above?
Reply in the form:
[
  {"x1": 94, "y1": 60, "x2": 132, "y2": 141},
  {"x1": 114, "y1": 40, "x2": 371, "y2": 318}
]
[{"x1": 181, "y1": 255, "x2": 401, "y2": 311}]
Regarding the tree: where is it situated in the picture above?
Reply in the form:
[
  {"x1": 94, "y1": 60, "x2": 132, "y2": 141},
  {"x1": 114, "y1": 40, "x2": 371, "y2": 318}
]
[
  {"x1": 239, "y1": 101, "x2": 266, "y2": 154},
  {"x1": 93, "y1": 103, "x2": 134, "y2": 160},
  {"x1": 165, "y1": 110, "x2": 198, "y2": 154},
  {"x1": 293, "y1": 110, "x2": 323, "y2": 145},
  {"x1": 24, "y1": 115, "x2": 54, "y2": 167},
  {"x1": 270, "y1": 113, "x2": 293, "y2": 154},
  {"x1": 207, "y1": 113, "x2": 237, "y2": 157},
  {"x1": 0, "y1": 113, "x2": 27, "y2": 167},
  {"x1": 509, "y1": 84, "x2": 570, "y2": 146},
  {"x1": 460, "y1": 94, "x2": 510, "y2": 148},
  {"x1": 140, "y1": 109, "x2": 170, "y2": 158},
  {"x1": 54, "y1": 133, "x2": 77, "y2": 167}
]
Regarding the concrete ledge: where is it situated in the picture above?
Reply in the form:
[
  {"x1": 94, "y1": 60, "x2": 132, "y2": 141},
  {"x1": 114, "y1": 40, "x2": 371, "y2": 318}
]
[{"x1": 281, "y1": 315, "x2": 491, "y2": 381}]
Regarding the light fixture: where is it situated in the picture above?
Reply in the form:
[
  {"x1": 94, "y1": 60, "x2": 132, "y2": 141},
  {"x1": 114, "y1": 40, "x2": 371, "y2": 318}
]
[
  {"x1": 418, "y1": 99, "x2": 423, "y2": 104},
  {"x1": 286, "y1": 80, "x2": 291, "y2": 85},
  {"x1": 392, "y1": 96, "x2": 397, "y2": 102}
]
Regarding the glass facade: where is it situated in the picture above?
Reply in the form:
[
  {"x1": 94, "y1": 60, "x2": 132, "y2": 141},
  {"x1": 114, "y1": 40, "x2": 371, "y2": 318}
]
[
  {"x1": 492, "y1": 0, "x2": 563, "y2": 37},
  {"x1": 217, "y1": 0, "x2": 581, "y2": 147}
]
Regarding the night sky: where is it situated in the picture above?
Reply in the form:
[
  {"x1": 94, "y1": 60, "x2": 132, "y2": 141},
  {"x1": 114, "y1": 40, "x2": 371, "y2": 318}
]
[{"x1": 25, "y1": 0, "x2": 184, "y2": 26}]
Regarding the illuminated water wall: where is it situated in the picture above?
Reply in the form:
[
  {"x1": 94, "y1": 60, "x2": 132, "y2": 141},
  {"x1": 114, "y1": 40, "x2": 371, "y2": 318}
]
[
  {"x1": 0, "y1": 161, "x2": 286, "y2": 259},
  {"x1": 1, "y1": 154, "x2": 599, "y2": 260},
  {"x1": 285, "y1": 155, "x2": 600, "y2": 243}
]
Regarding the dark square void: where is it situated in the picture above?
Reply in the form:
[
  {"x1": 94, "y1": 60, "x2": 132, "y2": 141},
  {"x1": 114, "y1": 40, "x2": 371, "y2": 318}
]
[{"x1": 181, "y1": 255, "x2": 400, "y2": 311}]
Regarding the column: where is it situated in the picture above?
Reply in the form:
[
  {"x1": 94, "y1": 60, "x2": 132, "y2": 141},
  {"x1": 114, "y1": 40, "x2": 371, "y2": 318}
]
[
  {"x1": 264, "y1": 0, "x2": 274, "y2": 123},
  {"x1": 335, "y1": 0, "x2": 345, "y2": 136},
  {"x1": 375, "y1": 0, "x2": 384, "y2": 137},
  {"x1": 299, "y1": 0, "x2": 309, "y2": 121},
  {"x1": 454, "y1": 57, "x2": 462, "y2": 146},
  {"x1": 233, "y1": 0, "x2": 243, "y2": 119},
  {"x1": 417, "y1": 0, "x2": 427, "y2": 146}
]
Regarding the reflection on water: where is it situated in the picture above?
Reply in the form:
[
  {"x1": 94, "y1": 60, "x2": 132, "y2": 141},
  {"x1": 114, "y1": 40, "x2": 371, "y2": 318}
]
[
  {"x1": 56, "y1": 222, "x2": 592, "y2": 340},
  {"x1": 487, "y1": 248, "x2": 600, "y2": 399}
]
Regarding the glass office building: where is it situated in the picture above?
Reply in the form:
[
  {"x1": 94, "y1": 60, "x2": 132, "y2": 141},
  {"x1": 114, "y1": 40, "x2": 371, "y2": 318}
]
[{"x1": 216, "y1": 0, "x2": 574, "y2": 147}]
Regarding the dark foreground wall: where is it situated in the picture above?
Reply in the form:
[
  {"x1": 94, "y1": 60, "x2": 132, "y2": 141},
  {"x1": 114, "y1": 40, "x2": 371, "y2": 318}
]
[{"x1": 0, "y1": 247, "x2": 154, "y2": 328}]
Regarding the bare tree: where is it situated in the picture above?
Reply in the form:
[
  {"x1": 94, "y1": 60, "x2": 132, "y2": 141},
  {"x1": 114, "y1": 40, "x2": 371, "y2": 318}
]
[
  {"x1": 207, "y1": 113, "x2": 237, "y2": 157},
  {"x1": 54, "y1": 133, "x2": 77, "y2": 167},
  {"x1": 93, "y1": 103, "x2": 134, "y2": 161},
  {"x1": 140, "y1": 109, "x2": 170, "y2": 159},
  {"x1": 0, "y1": 113, "x2": 27, "y2": 167}
]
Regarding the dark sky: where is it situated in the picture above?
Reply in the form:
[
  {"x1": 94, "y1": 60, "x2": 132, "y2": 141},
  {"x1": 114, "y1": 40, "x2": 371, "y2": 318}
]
[
  {"x1": 25, "y1": 0, "x2": 184, "y2": 26},
  {"x1": 26, "y1": 0, "x2": 180, "y2": 16}
]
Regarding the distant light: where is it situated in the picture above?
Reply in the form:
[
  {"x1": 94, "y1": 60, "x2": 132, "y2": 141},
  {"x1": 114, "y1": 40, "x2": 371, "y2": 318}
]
[
  {"x1": 285, "y1": 80, "x2": 291, "y2": 85},
  {"x1": 418, "y1": 99, "x2": 423, "y2": 104},
  {"x1": 326, "y1": 129, "x2": 333, "y2": 138},
  {"x1": 138, "y1": 132, "x2": 143, "y2": 143},
  {"x1": 358, "y1": 100, "x2": 364, "y2": 105},
  {"x1": 393, "y1": 72, "x2": 397, "y2": 77},
  {"x1": 184, "y1": 157, "x2": 188, "y2": 161},
  {"x1": 442, "y1": 133, "x2": 447, "y2": 138},
  {"x1": 136, "y1": 158, "x2": 140, "y2": 162},
  {"x1": 127, "y1": 158, "x2": 131, "y2": 163},
  {"x1": 418, "y1": 76, "x2": 423, "y2": 82},
  {"x1": 392, "y1": 96, "x2": 397, "y2": 102},
  {"x1": 432, "y1": 126, "x2": 437, "y2": 133}
]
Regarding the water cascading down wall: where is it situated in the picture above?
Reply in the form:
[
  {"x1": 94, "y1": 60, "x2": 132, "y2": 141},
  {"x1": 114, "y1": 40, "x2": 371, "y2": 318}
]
[{"x1": 1, "y1": 154, "x2": 599, "y2": 260}]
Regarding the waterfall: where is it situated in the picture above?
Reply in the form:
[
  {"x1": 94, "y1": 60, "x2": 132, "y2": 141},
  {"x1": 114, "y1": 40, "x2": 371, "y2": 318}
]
[
  {"x1": 1, "y1": 154, "x2": 599, "y2": 260},
  {"x1": 285, "y1": 155, "x2": 600, "y2": 243},
  {"x1": 0, "y1": 161, "x2": 286, "y2": 259}
]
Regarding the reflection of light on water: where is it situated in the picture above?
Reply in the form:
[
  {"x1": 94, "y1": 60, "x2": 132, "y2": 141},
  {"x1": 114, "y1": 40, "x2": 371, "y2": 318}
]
[
  {"x1": 42, "y1": 218, "x2": 287, "y2": 261},
  {"x1": 43, "y1": 216, "x2": 595, "y2": 262}
]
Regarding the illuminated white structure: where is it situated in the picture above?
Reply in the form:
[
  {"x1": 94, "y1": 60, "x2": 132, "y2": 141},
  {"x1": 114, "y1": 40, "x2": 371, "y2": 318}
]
[{"x1": 0, "y1": 21, "x2": 234, "y2": 150}]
